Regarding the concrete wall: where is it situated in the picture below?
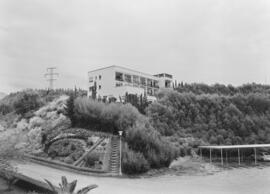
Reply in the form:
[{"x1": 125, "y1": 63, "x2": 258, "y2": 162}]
[{"x1": 87, "y1": 66, "x2": 172, "y2": 101}]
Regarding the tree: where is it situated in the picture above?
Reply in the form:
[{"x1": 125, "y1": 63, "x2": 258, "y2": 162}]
[
  {"x1": 13, "y1": 91, "x2": 43, "y2": 115},
  {"x1": 0, "y1": 104, "x2": 12, "y2": 115},
  {"x1": 45, "y1": 176, "x2": 97, "y2": 194},
  {"x1": 66, "y1": 94, "x2": 76, "y2": 127}
]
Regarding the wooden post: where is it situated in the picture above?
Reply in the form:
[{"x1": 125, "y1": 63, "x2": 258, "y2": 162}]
[
  {"x1": 210, "y1": 148, "x2": 212, "y2": 163},
  {"x1": 221, "y1": 149, "x2": 223, "y2": 166},
  {"x1": 200, "y1": 148, "x2": 202, "y2": 159},
  {"x1": 238, "y1": 148, "x2": 240, "y2": 165},
  {"x1": 254, "y1": 148, "x2": 257, "y2": 165}
]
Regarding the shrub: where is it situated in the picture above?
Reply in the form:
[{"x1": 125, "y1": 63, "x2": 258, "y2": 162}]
[
  {"x1": 122, "y1": 144, "x2": 150, "y2": 174},
  {"x1": 0, "y1": 104, "x2": 12, "y2": 115},
  {"x1": 48, "y1": 139, "x2": 84, "y2": 159},
  {"x1": 126, "y1": 121, "x2": 179, "y2": 169},
  {"x1": 27, "y1": 127, "x2": 43, "y2": 151},
  {"x1": 70, "y1": 150, "x2": 84, "y2": 161},
  {"x1": 29, "y1": 116, "x2": 44, "y2": 129},
  {"x1": 73, "y1": 97, "x2": 143, "y2": 133},
  {"x1": 64, "y1": 156, "x2": 74, "y2": 164},
  {"x1": 13, "y1": 90, "x2": 43, "y2": 115},
  {"x1": 84, "y1": 152, "x2": 100, "y2": 167}
]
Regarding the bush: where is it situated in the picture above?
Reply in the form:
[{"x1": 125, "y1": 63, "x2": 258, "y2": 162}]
[
  {"x1": 13, "y1": 90, "x2": 43, "y2": 115},
  {"x1": 48, "y1": 139, "x2": 84, "y2": 159},
  {"x1": 126, "y1": 121, "x2": 178, "y2": 169},
  {"x1": 73, "y1": 97, "x2": 143, "y2": 133},
  {"x1": 84, "y1": 152, "x2": 100, "y2": 167},
  {"x1": 147, "y1": 89, "x2": 270, "y2": 145},
  {"x1": 0, "y1": 104, "x2": 12, "y2": 115},
  {"x1": 63, "y1": 156, "x2": 74, "y2": 164},
  {"x1": 122, "y1": 144, "x2": 150, "y2": 174}
]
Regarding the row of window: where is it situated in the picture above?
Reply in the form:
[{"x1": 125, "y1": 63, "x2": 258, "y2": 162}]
[
  {"x1": 89, "y1": 85, "x2": 101, "y2": 92},
  {"x1": 154, "y1": 73, "x2": 173, "y2": 79},
  {"x1": 89, "y1": 75, "x2": 102, "y2": 82},
  {"x1": 115, "y1": 82, "x2": 158, "y2": 96},
  {"x1": 115, "y1": 72, "x2": 159, "y2": 88}
]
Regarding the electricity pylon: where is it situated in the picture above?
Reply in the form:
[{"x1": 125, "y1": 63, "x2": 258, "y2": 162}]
[{"x1": 44, "y1": 67, "x2": 59, "y2": 90}]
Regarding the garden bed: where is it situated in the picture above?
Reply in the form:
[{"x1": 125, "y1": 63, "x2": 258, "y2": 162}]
[{"x1": 30, "y1": 129, "x2": 111, "y2": 171}]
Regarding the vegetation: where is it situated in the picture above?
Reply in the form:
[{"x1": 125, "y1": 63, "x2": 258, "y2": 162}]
[
  {"x1": 70, "y1": 97, "x2": 178, "y2": 173},
  {"x1": 0, "y1": 168, "x2": 18, "y2": 191},
  {"x1": 73, "y1": 97, "x2": 142, "y2": 133},
  {"x1": 84, "y1": 153, "x2": 100, "y2": 167},
  {"x1": 0, "y1": 129, "x2": 22, "y2": 191},
  {"x1": 147, "y1": 88, "x2": 270, "y2": 146},
  {"x1": 123, "y1": 93, "x2": 149, "y2": 114},
  {"x1": 65, "y1": 93, "x2": 76, "y2": 127},
  {"x1": 0, "y1": 88, "x2": 87, "y2": 116},
  {"x1": 126, "y1": 122, "x2": 178, "y2": 169},
  {"x1": 45, "y1": 176, "x2": 97, "y2": 194},
  {"x1": 48, "y1": 139, "x2": 84, "y2": 162},
  {"x1": 122, "y1": 144, "x2": 150, "y2": 174},
  {"x1": 175, "y1": 82, "x2": 270, "y2": 95},
  {"x1": 4, "y1": 83, "x2": 270, "y2": 175}
]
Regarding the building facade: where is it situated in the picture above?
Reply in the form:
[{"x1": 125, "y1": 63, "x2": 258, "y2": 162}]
[{"x1": 87, "y1": 65, "x2": 173, "y2": 101}]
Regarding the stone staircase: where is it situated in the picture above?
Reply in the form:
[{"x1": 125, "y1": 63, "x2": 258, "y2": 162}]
[{"x1": 109, "y1": 136, "x2": 120, "y2": 175}]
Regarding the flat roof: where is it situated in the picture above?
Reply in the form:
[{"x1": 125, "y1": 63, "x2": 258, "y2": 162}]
[
  {"x1": 199, "y1": 144, "x2": 270, "y2": 149},
  {"x1": 88, "y1": 65, "x2": 171, "y2": 79}
]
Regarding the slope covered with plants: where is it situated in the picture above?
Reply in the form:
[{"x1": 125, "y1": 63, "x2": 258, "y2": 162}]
[{"x1": 147, "y1": 87, "x2": 270, "y2": 148}]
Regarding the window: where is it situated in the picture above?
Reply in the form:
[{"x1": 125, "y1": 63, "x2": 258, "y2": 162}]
[
  {"x1": 124, "y1": 74, "x2": 132, "y2": 83},
  {"x1": 153, "y1": 80, "x2": 159, "y2": 88},
  {"x1": 147, "y1": 88, "x2": 153, "y2": 96},
  {"x1": 99, "y1": 85, "x2": 101, "y2": 90},
  {"x1": 140, "y1": 77, "x2": 146, "y2": 85},
  {"x1": 116, "y1": 82, "x2": 123, "y2": 87},
  {"x1": 165, "y1": 80, "x2": 171, "y2": 88},
  {"x1": 99, "y1": 75, "x2": 102, "y2": 80},
  {"x1": 89, "y1": 77, "x2": 93, "y2": 83},
  {"x1": 147, "y1": 79, "x2": 152, "y2": 87},
  {"x1": 95, "y1": 76, "x2": 97, "y2": 80},
  {"x1": 133, "y1": 75, "x2": 140, "y2": 85},
  {"x1": 115, "y1": 72, "x2": 124, "y2": 81}
]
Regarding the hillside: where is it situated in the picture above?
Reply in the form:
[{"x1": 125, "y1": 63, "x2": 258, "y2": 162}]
[
  {"x1": 0, "y1": 89, "x2": 178, "y2": 175},
  {"x1": 147, "y1": 85, "x2": 270, "y2": 150},
  {"x1": 2, "y1": 84, "x2": 270, "y2": 175}
]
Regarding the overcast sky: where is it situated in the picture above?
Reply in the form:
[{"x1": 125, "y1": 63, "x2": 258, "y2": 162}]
[{"x1": 1, "y1": 0, "x2": 270, "y2": 94}]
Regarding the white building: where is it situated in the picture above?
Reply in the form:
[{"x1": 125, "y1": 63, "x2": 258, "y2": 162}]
[{"x1": 87, "y1": 65, "x2": 173, "y2": 101}]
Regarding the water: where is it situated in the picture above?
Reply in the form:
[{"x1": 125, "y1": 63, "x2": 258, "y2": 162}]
[{"x1": 16, "y1": 162, "x2": 270, "y2": 194}]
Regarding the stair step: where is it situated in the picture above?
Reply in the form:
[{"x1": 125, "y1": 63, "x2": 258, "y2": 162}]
[{"x1": 109, "y1": 136, "x2": 121, "y2": 175}]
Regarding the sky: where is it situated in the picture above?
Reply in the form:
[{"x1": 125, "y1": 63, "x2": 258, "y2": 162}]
[{"x1": 1, "y1": 0, "x2": 270, "y2": 94}]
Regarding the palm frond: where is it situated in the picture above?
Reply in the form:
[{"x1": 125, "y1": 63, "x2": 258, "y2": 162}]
[
  {"x1": 69, "y1": 180, "x2": 77, "y2": 193},
  {"x1": 44, "y1": 179, "x2": 57, "y2": 194},
  {"x1": 76, "y1": 185, "x2": 98, "y2": 194}
]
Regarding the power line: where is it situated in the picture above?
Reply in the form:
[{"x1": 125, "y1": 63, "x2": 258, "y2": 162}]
[{"x1": 44, "y1": 67, "x2": 59, "y2": 90}]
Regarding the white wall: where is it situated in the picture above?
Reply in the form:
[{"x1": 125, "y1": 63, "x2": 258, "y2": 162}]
[{"x1": 87, "y1": 66, "x2": 172, "y2": 100}]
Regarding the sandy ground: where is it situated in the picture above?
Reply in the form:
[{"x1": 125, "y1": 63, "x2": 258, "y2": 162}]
[{"x1": 14, "y1": 159, "x2": 270, "y2": 194}]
